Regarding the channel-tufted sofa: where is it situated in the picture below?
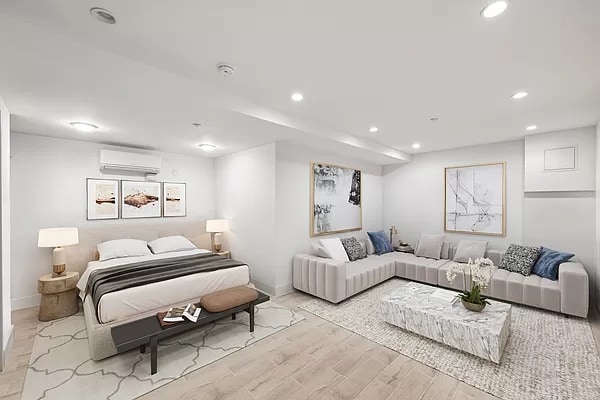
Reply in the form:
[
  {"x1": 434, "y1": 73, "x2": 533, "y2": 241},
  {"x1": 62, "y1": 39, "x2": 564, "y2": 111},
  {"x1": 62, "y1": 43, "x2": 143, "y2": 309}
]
[{"x1": 292, "y1": 245, "x2": 589, "y2": 317}]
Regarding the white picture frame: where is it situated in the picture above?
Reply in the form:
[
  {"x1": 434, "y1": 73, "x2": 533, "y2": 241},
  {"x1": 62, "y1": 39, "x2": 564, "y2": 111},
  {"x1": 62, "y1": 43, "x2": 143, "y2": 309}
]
[
  {"x1": 162, "y1": 182, "x2": 186, "y2": 217},
  {"x1": 121, "y1": 180, "x2": 162, "y2": 219},
  {"x1": 86, "y1": 178, "x2": 119, "y2": 220}
]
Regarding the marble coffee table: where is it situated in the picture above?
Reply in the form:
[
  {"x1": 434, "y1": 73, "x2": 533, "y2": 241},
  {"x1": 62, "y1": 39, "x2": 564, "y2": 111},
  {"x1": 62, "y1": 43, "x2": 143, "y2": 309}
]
[{"x1": 380, "y1": 282, "x2": 511, "y2": 363}]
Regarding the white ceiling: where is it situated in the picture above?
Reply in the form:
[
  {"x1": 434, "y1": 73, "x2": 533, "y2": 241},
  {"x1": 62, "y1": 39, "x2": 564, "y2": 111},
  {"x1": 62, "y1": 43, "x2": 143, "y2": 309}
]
[{"x1": 1, "y1": 0, "x2": 599, "y2": 164}]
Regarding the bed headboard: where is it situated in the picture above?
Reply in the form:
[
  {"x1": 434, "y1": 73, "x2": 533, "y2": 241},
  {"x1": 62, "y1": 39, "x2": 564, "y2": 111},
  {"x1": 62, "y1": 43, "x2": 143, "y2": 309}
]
[{"x1": 65, "y1": 219, "x2": 211, "y2": 276}]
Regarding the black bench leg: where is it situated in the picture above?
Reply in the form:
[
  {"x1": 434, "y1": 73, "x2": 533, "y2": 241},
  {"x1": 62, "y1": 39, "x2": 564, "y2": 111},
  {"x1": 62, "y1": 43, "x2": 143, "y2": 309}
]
[
  {"x1": 232, "y1": 313, "x2": 236, "y2": 320},
  {"x1": 140, "y1": 343, "x2": 146, "y2": 354},
  {"x1": 150, "y1": 336, "x2": 158, "y2": 375},
  {"x1": 249, "y1": 303, "x2": 255, "y2": 333}
]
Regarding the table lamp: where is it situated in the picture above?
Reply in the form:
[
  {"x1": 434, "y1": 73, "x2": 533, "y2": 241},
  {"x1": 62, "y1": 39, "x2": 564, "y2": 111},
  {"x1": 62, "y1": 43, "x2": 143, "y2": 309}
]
[
  {"x1": 389, "y1": 225, "x2": 398, "y2": 245},
  {"x1": 206, "y1": 219, "x2": 230, "y2": 252},
  {"x1": 38, "y1": 227, "x2": 79, "y2": 276}
]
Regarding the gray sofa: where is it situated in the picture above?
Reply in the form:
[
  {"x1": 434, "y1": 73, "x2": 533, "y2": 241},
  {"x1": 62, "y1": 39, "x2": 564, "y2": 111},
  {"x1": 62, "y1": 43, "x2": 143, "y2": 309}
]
[{"x1": 292, "y1": 246, "x2": 589, "y2": 317}]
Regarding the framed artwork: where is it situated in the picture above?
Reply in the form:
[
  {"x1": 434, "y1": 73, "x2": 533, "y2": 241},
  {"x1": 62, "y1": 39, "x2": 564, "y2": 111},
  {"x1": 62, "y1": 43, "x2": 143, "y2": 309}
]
[
  {"x1": 163, "y1": 182, "x2": 186, "y2": 217},
  {"x1": 121, "y1": 180, "x2": 162, "y2": 219},
  {"x1": 86, "y1": 178, "x2": 119, "y2": 220},
  {"x1": 310, "y1": 162, "x2": 362, "y2": 237},
  {"x1": 444, "y1": 162, "x2": 506, "y2": 236}
]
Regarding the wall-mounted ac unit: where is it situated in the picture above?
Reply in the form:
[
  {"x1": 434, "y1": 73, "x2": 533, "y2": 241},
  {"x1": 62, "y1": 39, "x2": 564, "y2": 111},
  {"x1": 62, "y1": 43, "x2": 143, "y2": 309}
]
[{"x1": 100, "y1": 150, "x2": 161, "y2": 174}]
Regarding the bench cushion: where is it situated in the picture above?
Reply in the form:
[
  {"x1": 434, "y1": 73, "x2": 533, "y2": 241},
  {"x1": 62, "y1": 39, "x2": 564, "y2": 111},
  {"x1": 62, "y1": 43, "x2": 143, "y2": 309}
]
[{"x1": 200, "y1": 286, "x2": 258, "y2": 312}]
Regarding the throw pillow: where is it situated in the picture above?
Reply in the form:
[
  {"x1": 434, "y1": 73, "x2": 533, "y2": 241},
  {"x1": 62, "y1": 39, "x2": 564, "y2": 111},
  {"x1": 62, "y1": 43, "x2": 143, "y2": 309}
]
[
  {"x1": 311, "y1": 242, "x2": 331, "y2": 258},
  {"x1": 532, "y1": 247, "x2": 574, "y2": 280},
  {"x1": 340, "y1": 237, "x2": 367, "y2": 261},
  {"x1": 367, "y1": 231, "x2": 394, "y2": 255},
  {"x1": 365, "y1": 237, "x2": 376, "y2": 255},
  {"x1": 414, "y1": 234, "x2": 445, "y2": 260},
  {"x1": 319, "y1": 238, "x2": 350, "y2": 262},
  {"x1": 500, "y1": 244, "x2": 541, "y2": 276},
  {"x1": 453, "y1": 240, "x2": 488, "y2": 263}
]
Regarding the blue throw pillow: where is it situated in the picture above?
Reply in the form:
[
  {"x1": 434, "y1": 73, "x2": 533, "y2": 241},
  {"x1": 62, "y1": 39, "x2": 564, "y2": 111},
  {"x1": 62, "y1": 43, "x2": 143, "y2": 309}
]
[
  {"x1": 367, "y1": 231, "x2": 393, "y2": 255},
  {"x1": 532, "y1": 247, "x2": 574, "y2": 280}
]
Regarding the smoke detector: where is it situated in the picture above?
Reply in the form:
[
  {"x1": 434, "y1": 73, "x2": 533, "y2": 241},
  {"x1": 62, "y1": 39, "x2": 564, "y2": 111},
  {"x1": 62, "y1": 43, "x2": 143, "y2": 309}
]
[{"x1": 217, "y1": 64, "x2": 235, "y2": 77}]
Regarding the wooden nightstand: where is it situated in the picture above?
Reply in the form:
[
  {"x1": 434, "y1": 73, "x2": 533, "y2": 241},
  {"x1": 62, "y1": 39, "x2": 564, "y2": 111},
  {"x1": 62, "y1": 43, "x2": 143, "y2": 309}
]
[
  {"x1": 217, "y1": 250, "x2": 231, "y2": 259},
  {"x1": 37, "y1": 271, "x2": 79, "y2": 322}
]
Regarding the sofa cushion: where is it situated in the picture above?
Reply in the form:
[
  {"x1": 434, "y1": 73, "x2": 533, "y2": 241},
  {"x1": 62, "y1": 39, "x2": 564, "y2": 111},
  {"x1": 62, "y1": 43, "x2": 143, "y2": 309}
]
[
  {"x1": 415, "y1": 234, "x2": 445, "y2": 260},
  {"x1": 453, "y1": 240, "x2": 488, "y2": 263},
  {"x1": 394, "y1": 253, "x2": 449, "y2": 285},
  {"x1": 311, "y1": 242, "x2": 331, "y2": 258},
  {"x1": 531, "y1": 247, "x2": 574, "y2": 281},
  {"x1": 500, "y1": 244, "x2": 541, "y2": 276},
  {"x1": 319, "y1": 238, "x2": 350, "y2": 262},
  {"x1": 365, "y1": 237, "x2": 376, "y2": 255},
  {"x1": 340, "y1": 237, "x2": 367, "y2": 261},
  {"x1": 367, "y1": 231, "x2": 393, "y2": 255}
]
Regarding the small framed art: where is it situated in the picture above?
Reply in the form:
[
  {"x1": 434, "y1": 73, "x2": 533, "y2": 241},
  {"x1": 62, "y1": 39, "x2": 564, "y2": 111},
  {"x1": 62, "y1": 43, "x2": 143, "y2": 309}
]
[
  {"x1": 163, "y1": 182, "x2": 186, "y2": 217},
  {"x1": 87, "y1": 178, "x2": 119, "y2": 220},
  {"x1": 121, "y1": 180, "x2": 162, "y2": 219}
]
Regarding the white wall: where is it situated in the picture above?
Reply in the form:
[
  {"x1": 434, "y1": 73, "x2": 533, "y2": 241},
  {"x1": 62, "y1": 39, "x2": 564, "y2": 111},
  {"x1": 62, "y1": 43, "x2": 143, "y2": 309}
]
[
  {"x1": 0, "y1": 97, "x2": 12, "y2": 358},
  {"x1": 596, "y1": 123, "x2": 600, "y2": 312},
  {"x1": 274, "y1": 141, "x2": 383, "y2": 294},
  {"x1": 10, "y1": 132, "x2": 215, "y2": 309},
  {"x1": 383, "y1": 140, "x2": 524, "y2": 248},
  {"x1": 215, "y1": 143, "x2": 277, "y2": 294}
]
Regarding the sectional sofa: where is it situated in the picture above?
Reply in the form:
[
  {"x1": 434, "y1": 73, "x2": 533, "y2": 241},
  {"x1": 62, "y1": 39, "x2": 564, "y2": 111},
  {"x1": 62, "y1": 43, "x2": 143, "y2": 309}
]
[{"x1": 292, "y1": 245, "x2": 589, "y2": 317}]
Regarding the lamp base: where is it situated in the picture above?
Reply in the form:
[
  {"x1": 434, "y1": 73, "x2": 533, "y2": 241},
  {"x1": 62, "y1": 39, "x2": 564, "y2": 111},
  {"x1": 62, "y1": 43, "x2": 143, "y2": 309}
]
[
  {"x1": 53, "y1": 264, "x2": 66, "y2": 277},
  {"x1": 213, "y1": 244, "x2": 222, "y2": 252}
]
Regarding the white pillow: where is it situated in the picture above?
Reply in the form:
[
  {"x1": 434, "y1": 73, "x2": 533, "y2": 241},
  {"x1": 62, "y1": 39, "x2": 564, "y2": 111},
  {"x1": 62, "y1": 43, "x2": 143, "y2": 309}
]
[
  {"x1": 148, "y1": 235, "x2": 198, "y2": 255},
  {"x1": 453, "y1": 240, "x2": 488, "y2": 263},
  {"x1": 319, "y1": 238, "x2": 350, "y2": 262},
  {"x1": 311, "y1": 242, "x2": 331, "y2": 258},
  {"x1": 415, "y1": 234, "x2": 445, "y2": 260},
  {"x1": 365, "y1": 237, "x2": 376, "y2": 255},
  {"x1": 97, "y1": 239, "x2": 152, "y2": 261}
]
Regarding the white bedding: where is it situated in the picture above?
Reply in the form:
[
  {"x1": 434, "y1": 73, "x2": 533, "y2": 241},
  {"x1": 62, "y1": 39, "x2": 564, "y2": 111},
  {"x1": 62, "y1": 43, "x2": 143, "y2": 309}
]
[{"x1": 77, "y1": 249, "x2": 250, "y2": 323}]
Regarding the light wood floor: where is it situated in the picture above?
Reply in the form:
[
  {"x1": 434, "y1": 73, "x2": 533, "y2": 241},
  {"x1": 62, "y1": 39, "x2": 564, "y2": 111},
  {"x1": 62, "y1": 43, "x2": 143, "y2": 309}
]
[{"x1": 2, "y1": 291, "x2": 600, "y2": 400}]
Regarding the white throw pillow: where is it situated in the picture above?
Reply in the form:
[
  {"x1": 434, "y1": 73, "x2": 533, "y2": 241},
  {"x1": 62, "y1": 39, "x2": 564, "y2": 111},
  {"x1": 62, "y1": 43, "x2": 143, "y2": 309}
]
[
  {"x1": 453, "y1": 240, "x2": 488, "y2": 263},
  {"x1": 319, "y1": 238, "x2": 350, "y2": 262},
  {"x1": 311, "y1": 242, "x2": 331, "y2": 258},
  {"x1": 148, "y1": 235, "x2": 198, "y2": 255},
  {"x1": 414, "y1": 234, "x2": 445, "y2": 260},
  {"x1": 97, "y1": 239, "x2": 152, "y2": 261},
  {"x1": 365, "y1": 237, "x2": 376, "y2": 255}
]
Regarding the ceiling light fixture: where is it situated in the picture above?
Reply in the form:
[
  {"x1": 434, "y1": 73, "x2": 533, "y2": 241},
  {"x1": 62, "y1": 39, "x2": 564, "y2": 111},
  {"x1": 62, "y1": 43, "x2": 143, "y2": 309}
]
[
  {"x1": 369, "y1": 126, "x2": 378, "y2": 133},
  {"x1": 198, "y1": 144, "x2": 216, "y2": 151},
  {"x1": 90, "y1": 8, "x2": 117, "y2": 24},
  {"x1": 217, "y1": 64, "x2": 235, "y2": 77},
  {"x1": 429, "y1": 117, "x2": 439, "y2": 122},
  {"x1": 511, "y1": 91, "x2": 529, "y2": 99},
  {"x1": 291, "y1": 92, "x2": 304, "y2": 102},
  {"x1": 412, "y1": 143, "x2": 421, "y2": 149},
  {"x1": 69, "y1": 122, "x2": 98, "y2": 132},
  {"x1": 481, "y1": 1, "x2": 508, "y2": 18},
  {"x1": 192, "y1": 122, "x2": 202, "y2": 128},
  {"x1": 526, "y1": 125, "x2": 538, "y2": 131}
]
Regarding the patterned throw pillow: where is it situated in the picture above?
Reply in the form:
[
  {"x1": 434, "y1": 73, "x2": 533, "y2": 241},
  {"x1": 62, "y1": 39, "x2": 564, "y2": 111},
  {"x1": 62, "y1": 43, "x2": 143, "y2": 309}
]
[
  {"x1": 340, "y1": 237, "x2": 367, "y2": 261},
  {"x1": 500, "y1": 244, "x2": 541, "y2": 276}
]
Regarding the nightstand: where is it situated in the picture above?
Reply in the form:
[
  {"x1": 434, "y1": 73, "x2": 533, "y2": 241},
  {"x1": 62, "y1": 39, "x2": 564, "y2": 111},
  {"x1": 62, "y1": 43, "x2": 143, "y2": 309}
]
[
  {"x1": 217, "y1": 250, "x2": 231, "y2": 259},
  {"x1": 37, "y1": 271, "x2": 79, "y2": 322},
  {"x1": 394, "y1": 246, "x2": 415, "y2": 254}
]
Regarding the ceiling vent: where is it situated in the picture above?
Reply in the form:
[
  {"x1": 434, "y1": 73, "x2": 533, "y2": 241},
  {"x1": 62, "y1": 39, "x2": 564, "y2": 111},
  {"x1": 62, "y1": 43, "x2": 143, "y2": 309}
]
[{"x1": 100, "y1": 150, "x2": 161, "y2": 174}]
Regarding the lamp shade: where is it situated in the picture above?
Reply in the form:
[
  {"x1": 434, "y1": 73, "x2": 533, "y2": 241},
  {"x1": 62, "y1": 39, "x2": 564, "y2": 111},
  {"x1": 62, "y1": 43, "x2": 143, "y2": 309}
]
[
  {"x1": 206, "y1": 219, "x2": 230, "y2": 233},
  {"x1": 38, "y1": 227, "x2": 79, "y2": 248}
]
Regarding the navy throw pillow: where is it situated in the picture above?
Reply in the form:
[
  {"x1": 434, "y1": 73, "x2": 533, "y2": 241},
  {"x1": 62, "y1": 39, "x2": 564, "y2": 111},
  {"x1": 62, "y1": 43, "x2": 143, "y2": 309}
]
[
  {"x1": 532, "y1": 247, "x2": 574, "y2": 280},
  {"x1": 367, "y1": 231, "x2": 393, "y2": 255}
]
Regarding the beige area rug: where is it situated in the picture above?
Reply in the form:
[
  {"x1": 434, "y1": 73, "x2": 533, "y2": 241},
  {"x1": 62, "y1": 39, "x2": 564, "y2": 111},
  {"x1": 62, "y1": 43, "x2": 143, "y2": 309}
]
[
  {"x1": 22, "y1": 301, "x2": 304, "y2": 400},
  {"x1": 299, "y1": 278, "x2": 600, "y2": 400}
]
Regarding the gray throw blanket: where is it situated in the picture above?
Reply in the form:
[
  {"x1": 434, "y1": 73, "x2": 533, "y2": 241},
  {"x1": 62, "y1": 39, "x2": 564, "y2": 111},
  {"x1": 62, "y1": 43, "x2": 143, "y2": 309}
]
[{"x1": 88, "y1": 253, "x2": 246, "y2": 317}]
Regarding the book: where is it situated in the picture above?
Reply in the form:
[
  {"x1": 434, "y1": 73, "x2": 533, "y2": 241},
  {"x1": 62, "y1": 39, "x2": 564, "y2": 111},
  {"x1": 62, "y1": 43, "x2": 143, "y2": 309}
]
[
  {"x1": 430, "y1": 289, "x2": 458, "y2": 305},
  {"x1": 162, "y1": 304, "x2": 201, "y2": 323}
]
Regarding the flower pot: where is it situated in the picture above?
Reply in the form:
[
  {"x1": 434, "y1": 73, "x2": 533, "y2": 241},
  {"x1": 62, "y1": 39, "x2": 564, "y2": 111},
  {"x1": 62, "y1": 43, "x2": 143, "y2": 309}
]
[{"x1": 461, "y1": 298, "x2": 486, "y2": 312}]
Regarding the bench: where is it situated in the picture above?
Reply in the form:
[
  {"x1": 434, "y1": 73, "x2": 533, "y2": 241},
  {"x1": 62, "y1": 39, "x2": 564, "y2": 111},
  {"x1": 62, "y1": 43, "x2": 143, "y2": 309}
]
[{"x1": 111, "y1": 289, "x2": 270, "y2": 374}]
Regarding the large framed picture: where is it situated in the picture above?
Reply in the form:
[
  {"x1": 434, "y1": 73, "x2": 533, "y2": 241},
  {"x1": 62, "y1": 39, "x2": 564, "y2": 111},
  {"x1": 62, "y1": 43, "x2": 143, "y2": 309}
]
[
  {"x1": 86, "y1": 178, "x2": 119, "y2": 220},
  {"x1": 121, "y1": 180, "x2": 162, "y2": 219},
  {"x1": 163, "y1": 182, "x2": 186, "y2": 217},
  {"x1": 310, "y1": 162, "x2": 362, "y2": 237},
  {"x1": 444, "y1": 162, "x2": 506, "y2": 236}
]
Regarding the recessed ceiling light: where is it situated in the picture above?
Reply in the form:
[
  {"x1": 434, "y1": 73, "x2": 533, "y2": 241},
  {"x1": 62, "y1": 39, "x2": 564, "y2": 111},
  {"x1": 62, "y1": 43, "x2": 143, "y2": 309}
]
[
  {"x1": 429, "y1": 117, "x2": 439, "y2": 122},
  {"x1": 198, "y1": 144, "x2": 216, "y2": 151},
  {"x1": 69, "y1": 122, "x2": 98, "y2": 132},
  {"x1": 526, "y1": 125, "x2": 538, "y2": 131},
  {"x1": 481, "y1": 1, "x2": 508, "y2": 18},
  {"x1": 369, "y1": 126, "x2": 378, "y2": 133},
  {"x1": 90, "y1": 8, "x2": 117, "y2": 24},
  {"x1": 511, "y1": 91, "x2": 529, "y2": 99},
  {"x1": 412, "y1": 143, "x2": 421, "y2": 149},
  {"x1": 291, "y1": 92, "x2": 304, "y2": 102}
]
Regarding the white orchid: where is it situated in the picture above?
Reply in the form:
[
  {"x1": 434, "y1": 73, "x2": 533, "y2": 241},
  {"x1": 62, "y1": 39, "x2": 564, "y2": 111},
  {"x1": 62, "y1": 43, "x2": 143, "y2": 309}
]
[{"x1": 446, "y1": 257, "x2": 497, "y2": 307}]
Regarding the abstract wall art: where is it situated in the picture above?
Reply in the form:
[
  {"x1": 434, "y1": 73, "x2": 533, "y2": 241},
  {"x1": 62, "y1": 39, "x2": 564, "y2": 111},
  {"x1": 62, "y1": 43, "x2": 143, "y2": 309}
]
[
  {"x1": 162, "y1": 182, "x2": 186, "y2": 217},
  {"x1": 121, "y1": 180, "x2": 162, "y2": 219},
  {"x1": 86, "y1": 178, "x2": 119, "y2": 220},
  {"x1": 444, "y1": 162, "x2": 505, "y2": 236},
  {"x1": 310, "y1": 162, "x2": 362, "y2": 237}
]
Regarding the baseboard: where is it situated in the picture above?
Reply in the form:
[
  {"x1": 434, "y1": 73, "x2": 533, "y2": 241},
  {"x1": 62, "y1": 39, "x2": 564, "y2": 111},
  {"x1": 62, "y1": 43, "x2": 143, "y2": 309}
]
[
  {"x1": 274, "y1": 283, "x2": 294, "y2": 297},
  {"x1": 1, "y1": 324, "x2": 14, "y2": 370},
  {"x1": 250, "y1": 279, "x2": 276, "y2": 297},
  {"x1": 12, "y1": 294, "x2": 41, "y2": 310}
]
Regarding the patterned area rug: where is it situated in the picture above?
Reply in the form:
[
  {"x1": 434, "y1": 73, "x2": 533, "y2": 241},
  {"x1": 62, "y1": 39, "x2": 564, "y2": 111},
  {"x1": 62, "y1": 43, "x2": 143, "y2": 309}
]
[
  {"x1": 299, "y1": 279, "x2": 600, "y2": 400},
  {"x1": 22, "y1": 301, "x2": 303, "y2": 400}
]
